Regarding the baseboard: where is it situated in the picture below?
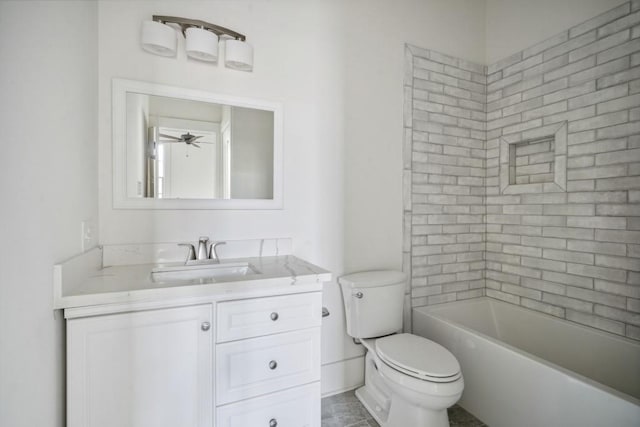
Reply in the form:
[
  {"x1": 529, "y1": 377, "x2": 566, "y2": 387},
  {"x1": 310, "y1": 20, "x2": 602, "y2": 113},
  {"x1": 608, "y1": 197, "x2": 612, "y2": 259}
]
[{"x1": 321, "y1": 355, "x2": 364, "y2": 397}]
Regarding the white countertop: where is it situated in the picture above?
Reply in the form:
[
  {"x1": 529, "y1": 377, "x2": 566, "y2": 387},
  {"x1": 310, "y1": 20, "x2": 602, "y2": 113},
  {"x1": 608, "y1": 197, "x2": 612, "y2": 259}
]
[{"x1": 55, "y1": 251, "x2": 331, "y2": 314}]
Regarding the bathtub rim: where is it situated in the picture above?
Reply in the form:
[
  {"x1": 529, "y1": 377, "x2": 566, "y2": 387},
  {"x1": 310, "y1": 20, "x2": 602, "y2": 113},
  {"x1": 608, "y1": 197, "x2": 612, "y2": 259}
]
[{"x1": 412, "y1": 297, "x2": 640, "y2": 407}]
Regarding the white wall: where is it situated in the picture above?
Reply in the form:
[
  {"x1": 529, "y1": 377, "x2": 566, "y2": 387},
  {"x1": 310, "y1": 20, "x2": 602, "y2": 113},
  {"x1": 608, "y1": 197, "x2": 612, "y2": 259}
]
[
  {"x1": 97, "y1": 0, "x2": 486, "y2": 393},
  {"x1": 342, "y1": 0, "x2": 485, "y2": 274},
  {"x1": 485, "y1": 0, "x2": 628, "y2": 64},
  {"x1": 0, "y1": 2, "x2": 98, "y2": 427}
]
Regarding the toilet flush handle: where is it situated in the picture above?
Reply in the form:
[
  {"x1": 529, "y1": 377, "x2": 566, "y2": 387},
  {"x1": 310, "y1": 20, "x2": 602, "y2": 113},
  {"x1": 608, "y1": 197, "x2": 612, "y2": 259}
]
[{"x1": 354, "y1": 291, "x2": 363, "y2": 299}]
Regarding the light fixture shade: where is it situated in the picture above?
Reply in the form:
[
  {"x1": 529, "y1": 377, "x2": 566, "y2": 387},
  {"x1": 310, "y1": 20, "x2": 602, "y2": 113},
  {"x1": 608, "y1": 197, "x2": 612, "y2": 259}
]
[
  {"x1": 225, "y1": 39, "x2": 253, "y2": 71},
  {"x1": 185, "y1": 27, "x2": 219, "y2": 62},
  {"x1": 141, "y1": 20, "x2": 177, "y2": 57}
]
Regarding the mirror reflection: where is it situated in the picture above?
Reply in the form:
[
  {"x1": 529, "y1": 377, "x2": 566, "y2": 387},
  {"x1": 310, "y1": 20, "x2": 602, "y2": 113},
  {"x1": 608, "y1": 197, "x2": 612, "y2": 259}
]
[{"x1": 126, "y1": 93, "x2": 274, "y2": 200}]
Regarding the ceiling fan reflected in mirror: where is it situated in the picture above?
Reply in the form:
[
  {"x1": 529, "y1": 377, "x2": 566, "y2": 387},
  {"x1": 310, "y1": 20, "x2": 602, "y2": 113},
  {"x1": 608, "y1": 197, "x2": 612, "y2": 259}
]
[
  {"x1": 147, "y1": 126, "x2": 215, "y2": 159},
  {"x1": 158, "y1": 131, "x2": 204, "y2": 148}
]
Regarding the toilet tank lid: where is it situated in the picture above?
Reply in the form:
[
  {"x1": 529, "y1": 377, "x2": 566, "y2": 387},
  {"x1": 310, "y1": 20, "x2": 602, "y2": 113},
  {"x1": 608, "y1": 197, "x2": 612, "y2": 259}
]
[{"x1": 338, "y1": 270, "x2": 406, "y2": 288}]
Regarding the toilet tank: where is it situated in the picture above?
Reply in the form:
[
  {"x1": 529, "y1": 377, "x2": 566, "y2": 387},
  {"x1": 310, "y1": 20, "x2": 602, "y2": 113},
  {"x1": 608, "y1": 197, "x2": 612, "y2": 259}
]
[{"x1": 338, "y1": 270, "x2": 406, "y2": 339}]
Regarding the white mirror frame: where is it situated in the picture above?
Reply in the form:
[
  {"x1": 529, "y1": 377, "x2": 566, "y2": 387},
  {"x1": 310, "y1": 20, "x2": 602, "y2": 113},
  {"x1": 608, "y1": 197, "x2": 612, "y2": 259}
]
[{"x1": 112, "y1": 78, "x2": 284, "y2": 209}]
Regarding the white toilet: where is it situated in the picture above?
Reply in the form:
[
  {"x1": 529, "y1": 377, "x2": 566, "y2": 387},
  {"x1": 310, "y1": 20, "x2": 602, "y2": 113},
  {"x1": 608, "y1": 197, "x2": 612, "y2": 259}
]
[{"x1": 339, "y1": 270, "x2": 464, "y2": 427}]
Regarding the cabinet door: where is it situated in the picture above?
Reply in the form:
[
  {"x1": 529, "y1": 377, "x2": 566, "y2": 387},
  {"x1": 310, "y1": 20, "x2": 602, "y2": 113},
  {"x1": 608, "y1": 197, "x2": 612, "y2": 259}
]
[{"x1": 67, "y1": 305, "x2": 212, "y2": 427}]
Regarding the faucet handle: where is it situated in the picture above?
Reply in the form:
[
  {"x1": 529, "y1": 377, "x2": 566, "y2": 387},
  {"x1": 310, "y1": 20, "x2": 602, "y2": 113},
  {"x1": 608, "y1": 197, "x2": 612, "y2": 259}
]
[
  {"x1": 209, "y1": 241, "x2": 226, "y2": 261},
  {"x1": 178, "y1": 243, "x2": 197, "y2": 262}
]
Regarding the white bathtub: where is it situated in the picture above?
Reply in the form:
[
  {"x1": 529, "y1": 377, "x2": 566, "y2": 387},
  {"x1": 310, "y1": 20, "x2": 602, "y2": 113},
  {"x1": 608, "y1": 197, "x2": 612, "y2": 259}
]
[{"x1": 413, "y1": 297, "x2": 640, "y2": 427}]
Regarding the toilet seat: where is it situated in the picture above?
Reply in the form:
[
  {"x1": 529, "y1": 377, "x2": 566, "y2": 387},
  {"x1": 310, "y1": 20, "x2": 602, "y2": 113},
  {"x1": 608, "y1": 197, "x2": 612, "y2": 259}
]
[{"x1": 376, "y1": 333, "x2": 461, "y2": 383}]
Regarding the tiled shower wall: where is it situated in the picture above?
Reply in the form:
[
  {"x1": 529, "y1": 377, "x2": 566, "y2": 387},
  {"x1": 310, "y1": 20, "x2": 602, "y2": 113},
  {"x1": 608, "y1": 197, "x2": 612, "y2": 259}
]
[
  {"x1": 403, "y1": 46, "x2": 488, "y2": 315},
  {"x1": 404, "y1": 1, "x2": 640, "y2": 341}
]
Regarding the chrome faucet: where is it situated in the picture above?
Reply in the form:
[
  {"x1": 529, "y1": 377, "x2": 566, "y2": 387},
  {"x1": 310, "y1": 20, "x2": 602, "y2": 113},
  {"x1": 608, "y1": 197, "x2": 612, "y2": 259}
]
[
  {"x1": 197, "y1": 236, "x2": 210, "y2": 260},
  {"x1": 178, "y1": 236, "x2": 226, "y2": 264}
]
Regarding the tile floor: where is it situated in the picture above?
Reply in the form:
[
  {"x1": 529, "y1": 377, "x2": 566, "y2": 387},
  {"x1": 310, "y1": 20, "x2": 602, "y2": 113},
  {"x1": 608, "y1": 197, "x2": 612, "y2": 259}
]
[{"x1": 321, "y1": 390, "x2": 487, "y2": 427}]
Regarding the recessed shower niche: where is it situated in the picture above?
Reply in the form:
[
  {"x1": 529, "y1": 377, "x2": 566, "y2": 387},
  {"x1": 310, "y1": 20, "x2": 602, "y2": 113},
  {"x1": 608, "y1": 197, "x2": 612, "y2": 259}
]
[
  {"x1": 499, "y1": 122, "x2": 567, "y2": 194},
  {"x1": 509, "y1": 137, "x2": 555, "y2": 185}
]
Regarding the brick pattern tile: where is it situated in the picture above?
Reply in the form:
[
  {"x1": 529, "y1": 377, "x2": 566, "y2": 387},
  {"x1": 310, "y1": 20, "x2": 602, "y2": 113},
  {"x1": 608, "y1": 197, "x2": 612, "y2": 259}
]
[
  {"x1": 404, "y1": 2, "x2": 640, "y2": 341},
  {"x1": 404, "y1": 45, "x2": 487, "y2": 320}
]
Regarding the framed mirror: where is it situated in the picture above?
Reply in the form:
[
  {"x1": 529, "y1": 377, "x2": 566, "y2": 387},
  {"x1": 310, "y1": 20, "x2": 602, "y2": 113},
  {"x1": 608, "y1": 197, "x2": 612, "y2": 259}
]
[{"x1": 112, "y1": 79, "x2": 283, "y2": 209}]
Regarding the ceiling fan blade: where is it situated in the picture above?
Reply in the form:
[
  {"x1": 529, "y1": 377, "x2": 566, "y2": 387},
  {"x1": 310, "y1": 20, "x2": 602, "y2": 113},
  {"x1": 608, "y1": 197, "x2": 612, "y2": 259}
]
[
  {"x1": 189, "y1": 142, "x2": 201, "y2": 148},
  {"x1": 159, "y1": 133, "x2": 183, "y2": 141}
]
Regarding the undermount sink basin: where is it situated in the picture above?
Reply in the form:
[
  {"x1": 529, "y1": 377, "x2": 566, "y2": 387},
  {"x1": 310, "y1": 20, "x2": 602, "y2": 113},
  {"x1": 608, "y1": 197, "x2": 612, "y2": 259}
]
[{"x1": 151, "y1": 262, "x2": 260, "y2": 283}]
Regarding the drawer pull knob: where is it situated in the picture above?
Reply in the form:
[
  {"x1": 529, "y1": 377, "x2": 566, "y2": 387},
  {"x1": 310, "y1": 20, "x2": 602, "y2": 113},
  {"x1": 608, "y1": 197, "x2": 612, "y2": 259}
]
[
  {"x1": 270, "y1": 312, "x2": 279, "y2": 321},
  {"x1": 269, "y1": 418, "x2": 278, "y2": 427},
  {"x1": 269, "y1": 360, "x2": 278, "y2": 370},
  {"x1": 201, "y1": 322, "x2": 211, "y2": 331},
  {"x1": 354, "y1": 291, "x2": 364, "y2": 299}
]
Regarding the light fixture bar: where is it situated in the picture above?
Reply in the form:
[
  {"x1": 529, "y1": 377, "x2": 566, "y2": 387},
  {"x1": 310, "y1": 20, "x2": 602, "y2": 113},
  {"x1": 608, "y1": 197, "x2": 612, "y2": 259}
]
[{"x1": 152, "y1": 15, "x2": 246, "y2": 41}]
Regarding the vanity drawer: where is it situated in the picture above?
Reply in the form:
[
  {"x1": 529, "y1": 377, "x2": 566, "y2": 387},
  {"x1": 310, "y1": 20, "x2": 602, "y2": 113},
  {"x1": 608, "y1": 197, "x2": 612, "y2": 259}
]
[
  {"x1": 216, "y1": 292, "x2": 321, "y2": 342},
  {"x1": 216, "y1": 382, "x2": 320, "y2": 427},
  {"x1": 215, "y1": 328, "x2": 321, "y2": 405}
]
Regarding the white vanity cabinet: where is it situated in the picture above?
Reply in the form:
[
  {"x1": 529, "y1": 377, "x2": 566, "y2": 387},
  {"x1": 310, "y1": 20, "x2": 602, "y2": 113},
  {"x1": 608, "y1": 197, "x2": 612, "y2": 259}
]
[
  {"x1": 66, "y1": 304, "x2": 213, "y2": 427},
  {"x1": 58, "y1": 252, "x2": 330, "y2": 427},
  {"x1": 66, "y1": 291, "x2": 322, "y2": 427}
]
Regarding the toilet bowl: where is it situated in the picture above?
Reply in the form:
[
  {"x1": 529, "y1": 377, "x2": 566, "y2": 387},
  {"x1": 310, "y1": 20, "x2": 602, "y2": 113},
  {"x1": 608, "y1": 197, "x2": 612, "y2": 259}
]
[
  {"x1": 358, "y1": 334, "x2": 464, "y2": 427},
  {"x1": 339, "y1": 271, "x2": 464, "y2": 427}
]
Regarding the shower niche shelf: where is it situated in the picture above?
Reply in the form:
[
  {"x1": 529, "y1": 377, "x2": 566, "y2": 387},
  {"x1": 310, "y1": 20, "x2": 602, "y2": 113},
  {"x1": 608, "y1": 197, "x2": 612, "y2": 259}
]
[{"x1": 499, "y1": 122, "x2": 567, "y2": 194}]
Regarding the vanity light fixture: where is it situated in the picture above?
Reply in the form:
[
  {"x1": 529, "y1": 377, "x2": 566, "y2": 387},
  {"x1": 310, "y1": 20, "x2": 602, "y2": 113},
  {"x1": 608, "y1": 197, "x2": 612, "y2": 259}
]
[
  {"x1": 141, "y1": 15, "x2": 253, "y2": 71},
  {"x1": 141, "y1": 20, "x2": 177, "y2": 57}
]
